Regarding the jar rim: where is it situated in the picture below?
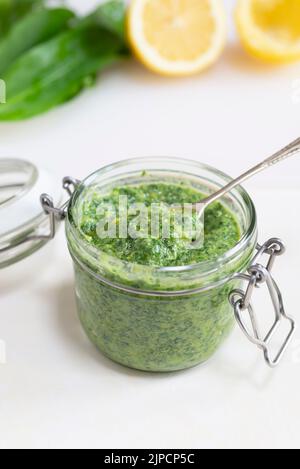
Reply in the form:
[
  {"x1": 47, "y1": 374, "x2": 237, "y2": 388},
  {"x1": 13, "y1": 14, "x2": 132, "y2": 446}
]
[
  {"x1": 0, "y1": 158, "x2": 62, "y2": 268},
  {"x1": 0, "y1": 158, "x2": 38, "y2": 210},
  {"x1": 67, "y1": 157, "x2": 258, "y2": 291}
]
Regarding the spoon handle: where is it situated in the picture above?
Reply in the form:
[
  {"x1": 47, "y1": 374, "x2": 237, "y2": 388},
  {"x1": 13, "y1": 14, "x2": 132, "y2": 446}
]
[{"x1": 199, "y1": 137, "x2": 300, "y2": 208}]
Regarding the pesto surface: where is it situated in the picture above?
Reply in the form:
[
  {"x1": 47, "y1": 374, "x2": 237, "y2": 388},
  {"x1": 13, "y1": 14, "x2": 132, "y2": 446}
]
[{"x1": 78, "y1": 182, "x2": 240, "y2": 267}]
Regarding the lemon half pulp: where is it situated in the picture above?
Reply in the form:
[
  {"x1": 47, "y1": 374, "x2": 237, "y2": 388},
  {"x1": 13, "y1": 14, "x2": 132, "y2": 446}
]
[
  {"x1": 127, "y1": 0, "x2": 227, "y2": 76},
  {"x1": 236, "y1": 0, "x2": 300, "y2": 63}
]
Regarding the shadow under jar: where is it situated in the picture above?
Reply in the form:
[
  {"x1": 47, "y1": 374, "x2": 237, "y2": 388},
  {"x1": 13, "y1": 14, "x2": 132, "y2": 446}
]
[{"x1": 66, "y1": 158, "x2": 257, "y2": 372}]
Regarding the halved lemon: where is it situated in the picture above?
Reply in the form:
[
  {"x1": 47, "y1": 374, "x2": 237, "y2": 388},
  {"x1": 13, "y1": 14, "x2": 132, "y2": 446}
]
[
  {"x1": 236, "y1": 0, "x2": 300, "y2": 63},
  {"x1": 127, "y1": 0, "x2": 227, "y2": 76}
]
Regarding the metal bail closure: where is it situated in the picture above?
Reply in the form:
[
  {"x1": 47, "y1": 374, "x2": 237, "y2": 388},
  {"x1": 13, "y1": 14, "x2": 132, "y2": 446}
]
[
  {"x1": 39, "y1": 176, "x2": 81, "y2": 242},
  {"x1": 0, "y1": 168, "x2": 80, "y2": 269},
  {"x1": 229, "y1": 238, "x2": 296, "y2": 368}
]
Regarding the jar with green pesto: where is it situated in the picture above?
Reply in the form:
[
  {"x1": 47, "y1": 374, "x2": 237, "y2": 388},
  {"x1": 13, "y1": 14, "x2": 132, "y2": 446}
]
[{"x1": 66, "y1": 158, "x2": 258, "y2": 372}]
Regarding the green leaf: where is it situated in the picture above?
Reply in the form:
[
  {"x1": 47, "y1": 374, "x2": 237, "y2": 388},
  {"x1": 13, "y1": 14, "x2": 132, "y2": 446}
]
[
  {"x1": 0, "y1": 26, "x2": 126, "y2": 119},
  {"x1": 85, "y1": 0, "x2": 127, "y2": 42},
  {"x1": 0, "y1": 0, "x2": 128, "y2": 121},
  {"x1": 0, "y1": 8, "x2": 76, "y2": 76},
  {"x1": 0, "y1": 0, "x2": 44, "y2": 38}
]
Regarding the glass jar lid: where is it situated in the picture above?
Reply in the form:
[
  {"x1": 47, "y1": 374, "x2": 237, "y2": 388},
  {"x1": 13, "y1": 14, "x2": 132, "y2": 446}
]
[{"x1": 0, "y1": 158, "x2": 62, "y2": 268}]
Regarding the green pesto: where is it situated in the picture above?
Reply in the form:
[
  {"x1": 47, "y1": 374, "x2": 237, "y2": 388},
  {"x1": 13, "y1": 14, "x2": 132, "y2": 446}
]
[
  {"x1": 68, "y1": 179, "x2": 252, "y2": 372},
  {"x1": 78, "y1": 182, "x2": 240, "y2": 267}
]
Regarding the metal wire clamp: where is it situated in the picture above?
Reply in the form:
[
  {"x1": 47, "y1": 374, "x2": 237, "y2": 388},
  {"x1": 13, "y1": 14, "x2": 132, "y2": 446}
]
[
  {"x1": 229, "y1": 238, "x2": 296, "y2": 368},
  {"x1": 38, "y1": 177, "x2": 80, "y2": 241},
  {"x1": 0, "y1": 177, "x2": 80, "y2": 255}
]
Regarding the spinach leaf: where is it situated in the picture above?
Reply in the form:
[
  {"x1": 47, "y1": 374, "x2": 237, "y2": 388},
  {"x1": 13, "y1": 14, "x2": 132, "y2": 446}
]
[
  {"x1": 0, "y1": 8, "x2": 76, "y2": 76},
  {"x1": 0, "y1": 0, "x2": 44, "y2": 38}
]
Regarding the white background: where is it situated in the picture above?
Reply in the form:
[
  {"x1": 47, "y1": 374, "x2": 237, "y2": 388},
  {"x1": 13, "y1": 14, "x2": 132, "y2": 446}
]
[{"x1": 0, "y1": 0, "x2": 300, "y2": 449}]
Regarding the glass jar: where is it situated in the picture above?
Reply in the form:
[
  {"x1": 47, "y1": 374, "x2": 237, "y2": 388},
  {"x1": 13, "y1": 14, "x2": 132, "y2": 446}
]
[
  {"x1": 0, "y1": 157, "x2": 295, "y2": 371},
  {"x1": 65, "y1": 158, "x2": 258, "y2": 372}
]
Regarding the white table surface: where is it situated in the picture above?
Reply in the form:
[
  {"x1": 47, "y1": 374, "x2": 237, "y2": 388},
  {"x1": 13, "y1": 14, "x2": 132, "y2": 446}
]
[{"x1": 1, "y1": 0, "x2": 300, "y2": 450}]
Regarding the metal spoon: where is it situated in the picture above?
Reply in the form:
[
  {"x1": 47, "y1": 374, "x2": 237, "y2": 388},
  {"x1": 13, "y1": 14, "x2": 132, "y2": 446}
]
[{"x1": 195, "y1": 137, "x2": 300, "y2": 216}]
